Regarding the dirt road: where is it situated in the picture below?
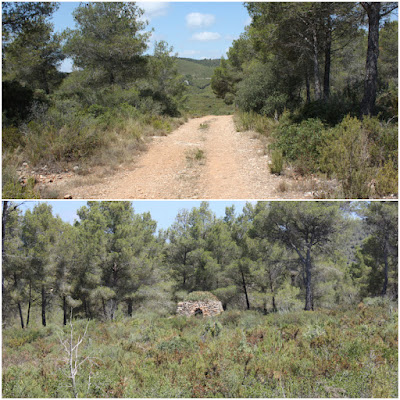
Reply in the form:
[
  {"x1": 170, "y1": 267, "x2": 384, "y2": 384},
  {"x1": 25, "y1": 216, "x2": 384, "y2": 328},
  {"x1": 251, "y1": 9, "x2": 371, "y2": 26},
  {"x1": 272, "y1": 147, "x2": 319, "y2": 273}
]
[{"x1": 56, "y1": 115, "x2": 311, "y2": 199}]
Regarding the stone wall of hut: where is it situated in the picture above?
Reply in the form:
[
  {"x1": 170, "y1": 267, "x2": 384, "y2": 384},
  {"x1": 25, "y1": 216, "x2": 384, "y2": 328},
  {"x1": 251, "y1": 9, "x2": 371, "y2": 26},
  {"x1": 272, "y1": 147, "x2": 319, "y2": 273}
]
[{"x1": 176, "y1": 300, "x2": 223, "y2": 317}]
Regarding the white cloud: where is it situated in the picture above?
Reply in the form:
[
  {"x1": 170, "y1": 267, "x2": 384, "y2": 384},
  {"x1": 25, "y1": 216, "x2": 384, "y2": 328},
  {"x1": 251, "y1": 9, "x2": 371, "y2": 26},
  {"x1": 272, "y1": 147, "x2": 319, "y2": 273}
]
[
  {"x1": 186, "y1": 12, "x2": 215, "y2": 28},
  {"x1": 191, "y1": 32, "x2": 221, "y2": 41},
  {"x1": 137, "y1": 2, "x2": 169, "y2": 20}
]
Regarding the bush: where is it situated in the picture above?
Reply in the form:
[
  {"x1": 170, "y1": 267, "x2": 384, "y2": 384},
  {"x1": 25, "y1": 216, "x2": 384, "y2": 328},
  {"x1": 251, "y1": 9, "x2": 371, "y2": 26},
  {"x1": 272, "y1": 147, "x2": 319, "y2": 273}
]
[
  {"x1": 321, "y1": 116, "x2": 372, "y2": 198},
  {"x1": 271, "y1": 116, "x2": 329, "y2": 174},
  {"x1": 2, "y1": 126, "x2": 24, "y2": 150},
  {"x1": 203, "y1": 321, "x2": 222, "y2": 337},
  {"x1": 157, "y1": 336, "x2": 194, "y2": 353},
  {"x1": 234, "y1": 111, "x2": 275, "y2": 134},
  {"x1": 375, "y1": 159, "x2": 398, "y2": 196},
  {"x1": 218, "y1": 310, "x2": 242, "y2": 326},
  {"x1": 224, "y1": 93, "x2": 235, "y2": 105},
  {"x1": 321, "y1": 116, "x2": 398, "y2": 198},
  {"x1": 2, "y1": 165, "x2": 39, "y2": 199},
  {"x1": 294, "y1": 96, "x2": 357, "y2": 126},
  {"x1": 269, "y1": 149, "x2": 283, "y2": 175}
]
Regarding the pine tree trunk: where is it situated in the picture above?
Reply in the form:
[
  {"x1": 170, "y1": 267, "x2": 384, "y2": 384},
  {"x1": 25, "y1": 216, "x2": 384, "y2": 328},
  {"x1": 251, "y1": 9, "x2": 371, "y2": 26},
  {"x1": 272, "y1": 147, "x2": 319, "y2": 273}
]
[
  {"x1": 268, "y1": 271, "x2": 277, "y2": 312},
  {"x1": 63, "y1": 296, "x2": 67, "y2": 326},
  {"x1": 13, "y1": 272, "x2": 24, "y2": 328},
  {"x1": 304, "y1": 248, "x2": 313, "y2": 311},
  {"x1": 305, "y1": 72, "x2": 311, "y2": 104},
  {"x1": 323, "y1": 18, "x2": 332, "y2": 100},
  {"x1": 240, "y1": 269, "x2": 250, "y2": 310},
  {"x1": 361, "y1": 3, "x2": 380, "y2": 116},
  {"x1": 381, "y1": 239, "x2": 389, "y2": 296},
  {"x1": 127, "y1": 300, "x2": 133, "y2": 317},
  {"x1": 2, "y1": 201, "x2": 8, "y2": 295},
  {"x1": 26, "y1": 281, "x2": 32, "y2": 327},
  {"x1": 17, "y1": 303, "x2": 24, "y2": 329},
  {"x1": 41, "y1": 285, "x2": 47, "y2": 327},
  {"x1": 102, "y1": 299, "x2": 107, "y2": 320},
  {"x1": 312, "y1": 26, "x2": 322, "y2": 101}
]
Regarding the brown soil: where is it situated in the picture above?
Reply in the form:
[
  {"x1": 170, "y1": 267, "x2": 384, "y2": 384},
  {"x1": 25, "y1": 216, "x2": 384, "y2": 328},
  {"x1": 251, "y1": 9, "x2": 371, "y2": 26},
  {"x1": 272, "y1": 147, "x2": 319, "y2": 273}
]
[{"x1": 45, "y1": 115, "x2": 324, "y2": 199}]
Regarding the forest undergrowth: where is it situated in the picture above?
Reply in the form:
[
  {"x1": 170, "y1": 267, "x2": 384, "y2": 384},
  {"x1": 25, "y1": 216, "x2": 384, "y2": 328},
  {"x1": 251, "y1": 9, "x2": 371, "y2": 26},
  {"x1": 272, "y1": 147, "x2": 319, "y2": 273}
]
[{"x1": 2, "y1": 304, "x2": 398, "y2": 398}]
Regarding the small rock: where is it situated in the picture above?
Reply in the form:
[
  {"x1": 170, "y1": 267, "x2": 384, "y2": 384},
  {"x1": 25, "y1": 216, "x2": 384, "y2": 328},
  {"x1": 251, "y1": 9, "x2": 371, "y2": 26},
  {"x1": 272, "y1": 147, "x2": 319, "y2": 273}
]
[
  {"x1": 73, "y1": 166, "x2": 79, "y2": 172},
  {"x1": 64, "y1": 195, "x2": 73, "y2": 199}
]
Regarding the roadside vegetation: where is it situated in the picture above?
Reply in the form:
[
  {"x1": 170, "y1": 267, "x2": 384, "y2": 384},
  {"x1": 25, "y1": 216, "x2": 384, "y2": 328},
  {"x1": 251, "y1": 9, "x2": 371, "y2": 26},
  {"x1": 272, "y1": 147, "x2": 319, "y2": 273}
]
[{"x1": 212, "y1": 3, "x2": 398, "y2": 198}]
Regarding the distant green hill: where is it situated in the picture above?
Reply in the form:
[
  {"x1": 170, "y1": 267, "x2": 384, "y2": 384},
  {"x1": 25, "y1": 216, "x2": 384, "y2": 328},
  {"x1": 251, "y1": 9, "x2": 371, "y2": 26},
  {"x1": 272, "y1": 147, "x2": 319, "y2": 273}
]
[
  {"x1": 176, "y1": 58, "x2": 233, "y2": 116},
  {"x1": 178, "y1": 58, "x2": 221, "y2": 68},
  {"x1": 176, "y1": 58, "x2": 217, "y2": 83}
]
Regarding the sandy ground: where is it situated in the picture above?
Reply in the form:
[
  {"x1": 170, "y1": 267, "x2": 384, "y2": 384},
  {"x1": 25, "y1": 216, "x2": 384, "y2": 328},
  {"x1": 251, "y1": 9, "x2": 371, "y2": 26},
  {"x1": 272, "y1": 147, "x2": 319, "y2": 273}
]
[{"x1": 49, "y1": 115, "x2": 316, "y2": 199}]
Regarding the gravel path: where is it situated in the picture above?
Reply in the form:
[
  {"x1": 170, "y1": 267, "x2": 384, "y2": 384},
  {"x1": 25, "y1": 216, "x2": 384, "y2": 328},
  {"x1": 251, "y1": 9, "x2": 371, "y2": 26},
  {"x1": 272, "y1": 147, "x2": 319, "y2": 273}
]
[{"x1": 55, "y1": 115, "x2": 309, "y2": 199}]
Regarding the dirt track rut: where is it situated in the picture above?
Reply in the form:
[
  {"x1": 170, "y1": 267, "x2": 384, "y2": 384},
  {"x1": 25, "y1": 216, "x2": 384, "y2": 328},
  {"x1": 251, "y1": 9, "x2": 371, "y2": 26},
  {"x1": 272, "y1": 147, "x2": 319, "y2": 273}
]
[{"x1": 61, "y1": 115, "x2": 300, "y2": 199}]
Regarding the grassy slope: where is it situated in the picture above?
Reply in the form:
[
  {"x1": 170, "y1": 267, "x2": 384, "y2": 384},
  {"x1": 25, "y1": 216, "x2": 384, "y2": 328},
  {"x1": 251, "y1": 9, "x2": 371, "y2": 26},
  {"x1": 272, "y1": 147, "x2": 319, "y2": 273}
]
[
  {"x1": 2, "y1": 305, "x2": 397, "y2": 398},
  {"x1": 177, "y1": 58, "x2": 234, "y2": 116}
]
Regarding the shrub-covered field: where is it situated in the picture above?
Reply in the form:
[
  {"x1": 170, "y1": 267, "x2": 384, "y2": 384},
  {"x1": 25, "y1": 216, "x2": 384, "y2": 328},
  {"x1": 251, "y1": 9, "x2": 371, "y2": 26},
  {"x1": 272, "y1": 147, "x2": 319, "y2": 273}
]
[{"x1": 3, "y1": 305, "x2": 397, "y2": 398}]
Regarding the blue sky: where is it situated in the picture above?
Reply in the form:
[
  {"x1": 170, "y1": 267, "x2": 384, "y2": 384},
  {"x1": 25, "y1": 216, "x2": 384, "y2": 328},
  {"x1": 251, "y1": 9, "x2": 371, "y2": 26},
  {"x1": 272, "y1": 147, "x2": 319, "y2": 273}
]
[
  {"x1": 52, "y1": 2, "x2": 251, "y2": 72},
  {"x1": 18, "y1": 201, "x2": 253, "y2": 231}
]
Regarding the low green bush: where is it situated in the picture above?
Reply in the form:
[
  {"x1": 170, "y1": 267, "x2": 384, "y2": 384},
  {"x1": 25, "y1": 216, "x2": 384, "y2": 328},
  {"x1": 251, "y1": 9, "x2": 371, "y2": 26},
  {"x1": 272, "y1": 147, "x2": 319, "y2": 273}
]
[
  {"x1": 2, "y1": 165, "x2": 39, "y2": 199},
  {"x1": 2, "y1": 126, "x2": 23, "y2": 150},
  {"x1": 269, "y1": 149, "x2": 283, "y2": 175},
  {"x1": 271, "y1": 115, "x2": 329, "y2": 174},
  {"x1": 321, "y1": 116, "x2": 398, "y2": 198}
]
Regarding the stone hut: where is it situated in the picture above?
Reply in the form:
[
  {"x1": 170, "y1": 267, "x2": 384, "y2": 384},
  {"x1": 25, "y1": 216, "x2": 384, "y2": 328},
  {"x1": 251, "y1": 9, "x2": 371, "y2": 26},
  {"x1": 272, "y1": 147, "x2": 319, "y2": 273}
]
[{"x1": 177, "y1": 291, "x2": 223, "y2": 317}]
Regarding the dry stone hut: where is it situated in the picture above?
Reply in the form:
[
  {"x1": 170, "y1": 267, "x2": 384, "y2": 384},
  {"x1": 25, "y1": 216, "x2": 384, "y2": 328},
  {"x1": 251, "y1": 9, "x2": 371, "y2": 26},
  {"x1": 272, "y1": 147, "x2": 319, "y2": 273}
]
[{"x1": 177, "y1": 291, "x2": 224, "y2": 317}]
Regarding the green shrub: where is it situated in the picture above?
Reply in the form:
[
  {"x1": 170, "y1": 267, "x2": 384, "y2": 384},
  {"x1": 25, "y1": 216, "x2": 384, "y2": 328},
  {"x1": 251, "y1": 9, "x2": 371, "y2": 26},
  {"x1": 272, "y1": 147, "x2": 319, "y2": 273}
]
[
  {"x1": 294, "y1": 96, "x2": 356, "y2": 126},
  {"x1": 271, "y1": 117, "x2": 329, "y2": 173},
  {"x1": 269, "y1": 149, "x2": 283, "y2": 175},
  {"x1": 5, "y1": 329, "x2": 44, "y2": 348},
  {"x1": 321, "y1": 116, "x2": 372, "y2": 198},
  {"x1": 203, "y1": 321, "x2": 222, "y2": 337},
  {"x1": 234, "y1": 111, "x2": 274, "y2": 135},
  {"x1": 2, "y1": 165, "x2": 39, "y2": 199},
  {"x1": 224, "y1": 93, "x2": 235, "y2": 105},
  {"x1": 157, "y1": 336, "x2": 194, "y2": 353},
  {"x1": 375, "y1": 159, "x2": 398, "y2": 196},
  {"x1": 2, "y1": 126, "x2": 23, "y2": 150},
  {"x1": 218, "y1": 310, "x2": 242, "y2": 326}
]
